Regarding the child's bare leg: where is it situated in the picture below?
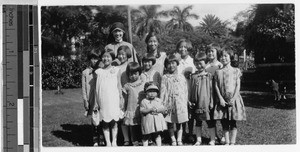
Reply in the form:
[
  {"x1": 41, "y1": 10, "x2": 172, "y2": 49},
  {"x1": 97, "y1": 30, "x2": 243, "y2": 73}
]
[
  {"x1": 176, "y1": 123, "x2": 183, "y2": 146},
  {"x1": 229, "y1": 121, "x2": 237, "y2": 145},
  {"x1": 207, "y1": 120, "x2": 216, "y2": 145},
  {"x1": 111, "y1": 122, "x2": 118, "y2": 146},
  {"x1": 208, "y1": 127, "x2": 216, "y2": 145},
  {"x1": 194, "y1": 126, "x2": 202, "y2": 145},
  {"x1": 221, "y1": 119, "x2": 230, "y2": 145},
  {"x1": 155, "y1": 133, "x2": 162, "y2": 146},
  {"x1": 223, "y1": 130, "x2": 230, "y2": 145},
  {"x1": 230, "y1": 128, "x2": 237, "y2": 145},
  {"x1": 142, "y1": 135, "x2": 150, "y2": 146},
  {"x1": 121, "y1": 125, "x2": 130, "y2": 145},
  {"x1": 103, "y1": 127, "x2": 111, "y2": 146},
  {"x1": 168, "y1": 123, "x2": 176, "y2": 145}
]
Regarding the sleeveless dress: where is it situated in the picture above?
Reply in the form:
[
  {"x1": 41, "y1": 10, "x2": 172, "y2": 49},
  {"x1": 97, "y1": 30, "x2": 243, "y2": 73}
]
[
  {"x1": 213, "y1": 66, "x2": 246, "y2": 121},
  {"x1": 95, "y1": 66, "x2": 122, "y2": 122},
  {"x1": 160, "y1": 73, "x2": 189, "y2": 124}
]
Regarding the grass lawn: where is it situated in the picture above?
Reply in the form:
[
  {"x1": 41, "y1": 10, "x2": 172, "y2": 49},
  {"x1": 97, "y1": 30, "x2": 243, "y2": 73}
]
[{"x1": 42, "y1": 88, "x2": 296, "y2": 147}]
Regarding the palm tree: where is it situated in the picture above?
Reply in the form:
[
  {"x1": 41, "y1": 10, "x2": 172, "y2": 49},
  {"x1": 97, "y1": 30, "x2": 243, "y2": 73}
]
[
  {"x1": 131, "y1": 5, "x2": 169, "y2": 39},
  {"x1": 197, "y1": 14, "x2": 227, "y2": 38},
  {"x1": 165, "y1": 5, "x2": 199, "y2": 32}
]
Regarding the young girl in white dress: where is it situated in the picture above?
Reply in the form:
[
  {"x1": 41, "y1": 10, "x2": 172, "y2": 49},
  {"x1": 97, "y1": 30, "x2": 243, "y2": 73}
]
[{"x1": 95, "y1": 51, "x2": 123, "y2": 147}]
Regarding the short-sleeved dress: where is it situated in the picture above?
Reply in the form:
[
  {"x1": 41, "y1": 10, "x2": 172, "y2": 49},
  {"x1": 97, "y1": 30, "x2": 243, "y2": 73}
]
[
  {"x1": 160, "y1": 73, "x2": 189, "y2": 124},
  {"x1": 190, "y1": 72, "x2": 213, "y2": 121},
  {"x1": 140, "y1": 98, "x2": 167, "y2": 135},
  {"x1": 122, "y1": 77, "x2": 145, "y2": 126},
  {"x1": 141, "y1": 68, "x2": 162, "y2": 88},
  {"x1": 213, "y1": 66, "x2": 246, "y2": 121},
  {"x1": 95, "y1": 66, "x2": 122, "y2": 122}
]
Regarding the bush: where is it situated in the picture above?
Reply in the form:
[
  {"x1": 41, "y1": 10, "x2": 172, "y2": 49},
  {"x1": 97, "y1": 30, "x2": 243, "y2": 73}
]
[{"x1": 42, "y1": 57, "x2": 89, "y2": 90}]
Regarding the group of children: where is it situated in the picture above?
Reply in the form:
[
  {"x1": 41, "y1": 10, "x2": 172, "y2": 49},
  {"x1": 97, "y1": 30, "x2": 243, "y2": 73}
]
[{"x1": 82, "y1": 36, "x2": 246, "y2": 147}]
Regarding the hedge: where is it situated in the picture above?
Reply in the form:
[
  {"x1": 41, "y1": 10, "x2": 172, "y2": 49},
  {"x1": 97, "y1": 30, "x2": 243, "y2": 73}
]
[{"x1": 42, "y1": 57, "x2": 89, "y2": 90}]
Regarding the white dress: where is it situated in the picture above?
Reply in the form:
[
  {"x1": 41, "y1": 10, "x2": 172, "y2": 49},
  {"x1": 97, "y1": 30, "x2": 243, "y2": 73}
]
[{"x1": 95, "y1": 66, "x2": 122, "y2": 122}]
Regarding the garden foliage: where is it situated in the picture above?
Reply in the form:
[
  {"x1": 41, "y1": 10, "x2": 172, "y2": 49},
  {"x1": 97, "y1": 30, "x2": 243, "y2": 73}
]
[{"x1": 42, "y1": 57, "x2": 88, "y2": 90}]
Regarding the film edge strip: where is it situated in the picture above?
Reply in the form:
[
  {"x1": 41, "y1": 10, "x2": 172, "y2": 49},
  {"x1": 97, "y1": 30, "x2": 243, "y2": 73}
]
[{"x1": 2, "y1": 5, "x2": 39, "y2": 152}]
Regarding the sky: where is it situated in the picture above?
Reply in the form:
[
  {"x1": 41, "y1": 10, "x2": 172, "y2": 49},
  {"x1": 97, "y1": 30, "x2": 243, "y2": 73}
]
[
  {"x1": 148, "y1": 4, "x2": 252, "y2": 28},
  {"x1": 130, "y1": 3, "x2": 252, "y2": 29}
]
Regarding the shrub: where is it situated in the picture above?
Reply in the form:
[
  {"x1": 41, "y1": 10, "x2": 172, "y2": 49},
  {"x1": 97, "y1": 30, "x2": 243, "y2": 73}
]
[{"x1": 42, "y1": 57, "x2": 89, "y2": 90}]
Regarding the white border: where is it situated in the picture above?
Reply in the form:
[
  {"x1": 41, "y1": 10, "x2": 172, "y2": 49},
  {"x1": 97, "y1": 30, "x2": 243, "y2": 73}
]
[{"x1": 0, "y1": 0, "x2": 298, "y2": 152}]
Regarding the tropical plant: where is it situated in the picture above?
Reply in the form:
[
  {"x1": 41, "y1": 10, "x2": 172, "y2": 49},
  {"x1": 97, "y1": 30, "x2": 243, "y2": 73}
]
[
  {"x1": 165, "y1": 5, "x2": 199, "y2": 32},
  {"x1": 197, "y1": 14, "x2": 227, "y2": 38},
  {"x1": 131, "y1": 5, "x2": 169, "y2": 39},
  {"x1": 42, "y1": 6, "x2": 128, "y2": 59},
  {"x1": 41, "y1": 6, "x2": 93, "y2": 57},
  {"x1": 243, "y1": 4, "x2": 295, "y2": 64}
]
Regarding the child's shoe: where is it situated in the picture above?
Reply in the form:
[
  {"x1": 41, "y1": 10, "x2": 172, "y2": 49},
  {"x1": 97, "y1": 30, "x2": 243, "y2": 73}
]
[
  {"x1": 177, "y1": 141, "x2": 183, "y2": 146},
  {"x1": 208, "y1": 140, "x2": 215, "y2": 145},
  {"x1": 123, "y1": 141, "x2": 130, "y2": 146},
  {"x1": 93, "y1": 142, "x2": 98, "y2": 146},
  {"x1": 171, "y1": 141, "x2": 177, "y2": 146},
  {"x1": 193, "y1": 140, "x2": 201, "y2": 146},
  {"x1": 216, "y1": 136, "x2": 225, "y2": 144},
  {"x1": 221, "y1": 137, "x2": 226, "y2": 144},
  {"x1": 132, "y1": 141, "x2": 139, "y2": 146}
]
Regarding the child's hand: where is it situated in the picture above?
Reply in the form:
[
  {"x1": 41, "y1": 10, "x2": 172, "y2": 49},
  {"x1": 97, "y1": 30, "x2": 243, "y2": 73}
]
[
  {"x1": 219, "y1": 98, "x2": 226, "y2": 107},
  {"x1": 228, "y1": 98, "x2": 235, "y2": 107},
  {"x1": 209, "y1": 104, "x2": 213, "y2": 110},
  {"x1": 83, "y1": 100, "x2": 89, "y2": 111},
  {"x1": 151, "y1": 107, "x2": 158, "y2": 115}
]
